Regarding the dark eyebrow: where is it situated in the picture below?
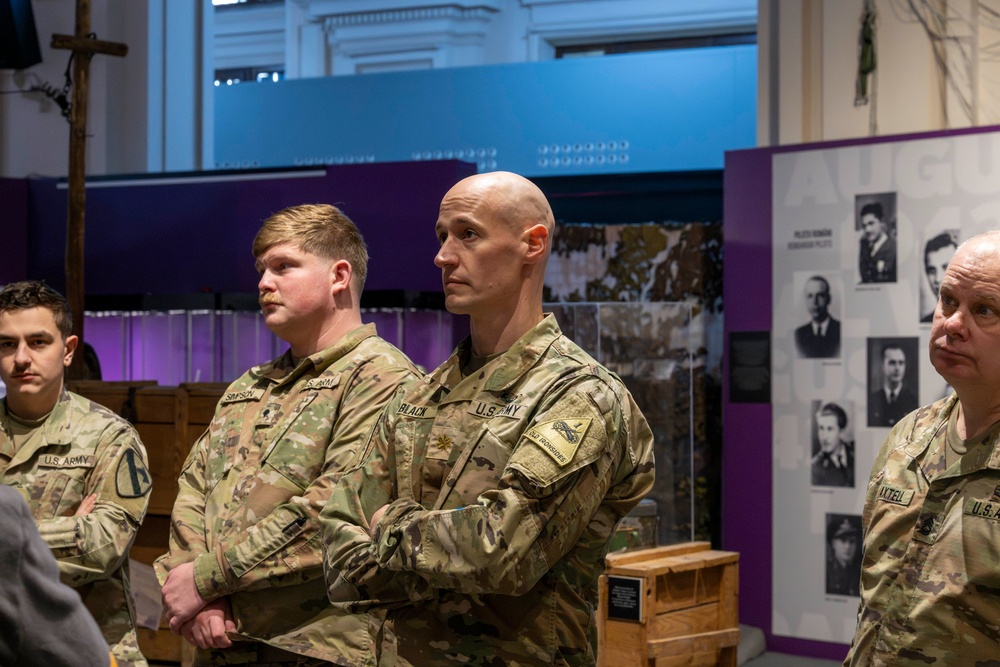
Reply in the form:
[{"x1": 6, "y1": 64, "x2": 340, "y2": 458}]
[{"x1": 0, "y1": 331, "x2": 54, "y2": 342}]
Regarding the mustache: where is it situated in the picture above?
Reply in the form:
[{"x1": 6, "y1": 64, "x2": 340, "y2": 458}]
[{"x1": 259, "y1": 295, "x2": 282, "y2": 306}]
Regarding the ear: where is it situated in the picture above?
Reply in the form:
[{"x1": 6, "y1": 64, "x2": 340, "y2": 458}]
[
  {"x1": 329, "y1": 259, "x2": 354, "y2": 296},
  {"x1": 524, "y1": 224, "x2": 549, "y2": 264},
  {"x1": 63, "y1": 335, "x2": 79, "y2": 368}
]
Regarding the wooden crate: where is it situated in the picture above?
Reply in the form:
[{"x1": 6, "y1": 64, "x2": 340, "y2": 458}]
[{"x1": 598, "y1": 541, "x2": 739, "y2": 667}]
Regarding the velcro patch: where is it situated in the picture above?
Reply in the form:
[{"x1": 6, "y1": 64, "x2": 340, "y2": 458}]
[
  {"x1": 468, "y1": 400, "x2": 525, "y2": 420},
  {"x1": 116, "y1": 448, "x2": 152, "y2": 498},
  {"x1": 305, "y1": 376, "x2": 340, "y2": 391},
  {"x1": 524, "y1": 418, "x2": 592, "y2": 467},
  {"x1": 397, "y1": 402, "x2": 436, "y2": 419},
  {"x1": 39, "y1": 454, "x2": 96, "y2": 469},
  {"x1": 965, "y1": 498, "x2": 1000, "y2": 521},
  {"x1": 222, "y1": 387, "x2": 265, "y2": 404},
  {"x1": 876, "y1": 484, "x2": 914, "y2": 506}
]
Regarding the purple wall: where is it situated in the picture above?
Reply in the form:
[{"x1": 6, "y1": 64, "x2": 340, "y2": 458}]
[
  {"x1": 1, "y1": 178, "x2": 29, "y2": 285},
  {"x1": 23, "y1": 161, "x2": 475, "y2": 295}
]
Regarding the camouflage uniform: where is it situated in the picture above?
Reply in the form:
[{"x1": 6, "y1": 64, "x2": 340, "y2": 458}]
[
  {"x1": 322, "y1": 314, "x2": 656, "y2": 667},
  {"x1": 155, "y1": 324, "x2": 419, "y2": 666},
  {"x1": 845, "y1": 394, "x2": 1000, "y2": 665},
  {"x1": 0, "y1": 390, "x2": 152, "y2": 667}
]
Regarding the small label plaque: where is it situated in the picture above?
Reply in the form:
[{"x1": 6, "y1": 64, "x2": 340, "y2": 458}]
[{"x1": 606, "y1": 575, "x2": 643, "y2": 622}]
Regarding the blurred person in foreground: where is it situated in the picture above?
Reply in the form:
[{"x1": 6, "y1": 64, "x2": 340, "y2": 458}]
[{"x1": 0, "y1": 483, "x2": 118, "y2": 666}]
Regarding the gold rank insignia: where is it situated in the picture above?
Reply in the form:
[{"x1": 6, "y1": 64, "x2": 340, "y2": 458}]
[
  {"x1": 436, "y1": 435, "x2": 453, "y2": 451},
  {"x1": 116, "y1": 448, "x2": 152, "y2": 498},
  {"x1": 524, "y1": 418, "x2": 592, "y2": 467}
]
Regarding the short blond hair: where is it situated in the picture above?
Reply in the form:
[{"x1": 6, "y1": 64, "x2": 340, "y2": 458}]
[{"x1": 252, "y1": 204, "x2": 369, "y2": 290}]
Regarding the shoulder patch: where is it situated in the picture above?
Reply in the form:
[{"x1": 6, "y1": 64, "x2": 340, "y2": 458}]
[
  {"x1": 116, "y1": 448, "x2": 152, "y2": 498},
  {"x1": 524, "y1": 418, "x2": 592, "y2": 467}
]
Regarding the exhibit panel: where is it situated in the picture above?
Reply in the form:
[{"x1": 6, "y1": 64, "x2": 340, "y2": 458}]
[{"x1": 769, "y1": 130, "x2": 1000, "y2": 644}]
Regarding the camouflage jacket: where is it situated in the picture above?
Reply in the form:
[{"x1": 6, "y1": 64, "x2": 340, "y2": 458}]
[
  {"x1": 0, "y1": 390, "x2": 152, "y2": 667},
  {"x1": 155, "y1": 324, "x2": 419, "y2": 665},
  {"x1": 322, "y1": 314, "x2": 656, "y2": 667},
  {"x1": 845, "y1": 394, "x2": 1000, "y2": 666}
]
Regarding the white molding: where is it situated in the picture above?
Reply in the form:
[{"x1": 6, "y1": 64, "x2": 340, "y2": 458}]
[
  {"x1": 306, "y1": 1, "x2": 501, "y2": 74},
  {"x1": 214, "y1": 3, "x2": 285, "y2": 70},
  {"x1": 522, "y1": 0, "x2": 757, "y2": 58}
]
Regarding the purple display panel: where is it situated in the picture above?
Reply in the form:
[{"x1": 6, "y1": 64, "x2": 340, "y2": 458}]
[
  {"x1": 189, "y1": 312, "x2": 217, "y2": 383},
  {"x1": 401, "y1": 309, "x2": 454, "y2": 372},
  {"x1": 0, "y1": 178, "x2": 28, "y2": 286},
  {"x1": 363, "y1": 311, "x2": 402, "y2": 350},
  {"x1": 84, "y1": 307, "x2": 458, "y2": 384},
  {"x1": 85, "y1": 313, "x2": 127, "y2": 381},
  {"x1": 24, "y1": 161, "x2": 474, "y2": 295},
  {"x1": 218, "y1": 311, "x2": 284, "y2": 379}
]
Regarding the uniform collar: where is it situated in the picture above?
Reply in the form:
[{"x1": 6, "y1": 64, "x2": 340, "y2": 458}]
[
  {"x1": 1, "y1": 389, "x2": 75, "y2": 458},
  {"x1": 431, "y1": 314, "x2": 562, "y2": 403},
  {"x1": 250, "y1": 322, "x2": 377, "y2": 387}
]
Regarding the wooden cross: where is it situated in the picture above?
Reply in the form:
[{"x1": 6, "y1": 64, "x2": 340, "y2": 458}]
[{"x1": 51, "y1": 0, "x2": 127, "y2": 379}]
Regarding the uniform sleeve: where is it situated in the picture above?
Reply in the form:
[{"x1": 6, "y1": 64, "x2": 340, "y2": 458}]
[
  {"x1": 36, "y1": 424, "x2": 151, "y2": 587},
  {"x1": 321, "y1": 399, "x2": 421, "y2": 609},
  {"x1": 192, "y1": 363, "x2": 417, "y2": 600},
  {"x1": 4, "y1": 489, "x2": 111, "y2": 667},
  {"x1": 327, "y1": 374, "x2": 655, "y2": 602},
  {"x1": 153, "y1": 428, "x2": 212, "y2": 585}
]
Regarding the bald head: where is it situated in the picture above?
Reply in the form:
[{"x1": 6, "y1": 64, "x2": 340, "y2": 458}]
[
  {"x1": 434, "y1": 172, "x2": 554, "y2": 343},
  {"x1": 445, "y1": 171, "x2": 555, "y2": 240}
]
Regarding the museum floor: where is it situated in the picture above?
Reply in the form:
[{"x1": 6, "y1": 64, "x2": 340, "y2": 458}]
[{"x1": 739, "y1": 625, "x2": 844, "y2": 667}]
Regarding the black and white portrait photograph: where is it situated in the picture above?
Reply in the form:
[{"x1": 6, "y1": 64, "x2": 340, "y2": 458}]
[
  {"x1": 920, "y1": 230, "x2": 958, "y2": 323},
  {"x1": 867, "y1": 337, "x2": 919, "y2": 428},
  {"x1": 825, "y1": 513, "x2": 862, "y2": 597},
  {"x1": 855, "y1": 192, "x2": 898, "y2": 284},
  {"x1": 794, "y1": 273, "x2": 841, "y2": 359},
  {"x1": 810, "y1": 400, "x2": 855, "y2": 488}
]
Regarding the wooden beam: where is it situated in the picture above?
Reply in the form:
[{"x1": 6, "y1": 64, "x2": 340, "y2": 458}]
[
  {"x1": 51, "y1": 34, "x2": 128, "y2": 58},
  {"x1": 52, "y1": 0, "x2": 127, "y2": 379}
]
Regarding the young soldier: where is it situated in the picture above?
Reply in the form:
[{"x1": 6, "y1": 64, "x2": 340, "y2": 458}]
[
  {"x1": 155, "y1": 204, "x2": 420, "y2": 666},
  {"x1": 0, "y1": 280, "x2": 151, "y2": 667}
]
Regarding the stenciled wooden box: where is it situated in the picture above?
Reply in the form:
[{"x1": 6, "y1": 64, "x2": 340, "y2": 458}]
[{"x1": 598, "y1": 541, "x2": 739, "y2": 667}]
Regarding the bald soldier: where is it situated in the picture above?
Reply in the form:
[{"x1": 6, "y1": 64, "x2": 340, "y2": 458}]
[
  {"x1": 321, "y1": 172, "x2": 656, "y2": 666},
  {"x1": 845, "y1": 231, "x2": 1000, "y2": 665}
]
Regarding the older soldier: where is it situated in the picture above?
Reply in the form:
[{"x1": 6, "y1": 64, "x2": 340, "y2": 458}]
[
  {"x1": 154, "y1": 205, "x2": 420, "y2": 666},
  {"x1": 0, "y1": 281, "x2": 151, "y2": 667},
  {"x1": 845, "y1": 230, "x2": 1000, "y2": 665},
  {"x1": 321, "y1": 172, "x2": 655, "y2": 666}
]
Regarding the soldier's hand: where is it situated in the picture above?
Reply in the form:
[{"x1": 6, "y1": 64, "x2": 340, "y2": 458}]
[
  {"x1": 180, "y1": 598, "x2": 237, "y2": 649},
  {"x1": 74, "y1": 494, "x2": 97, "y2": 516},
  {"x1": 162, "y1": 562, "x2": 208, "y2": 633}
]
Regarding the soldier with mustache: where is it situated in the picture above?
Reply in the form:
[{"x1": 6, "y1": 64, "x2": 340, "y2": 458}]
[{"x1": 155, "y1": 204, "x2": 420, "y2": 666}]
